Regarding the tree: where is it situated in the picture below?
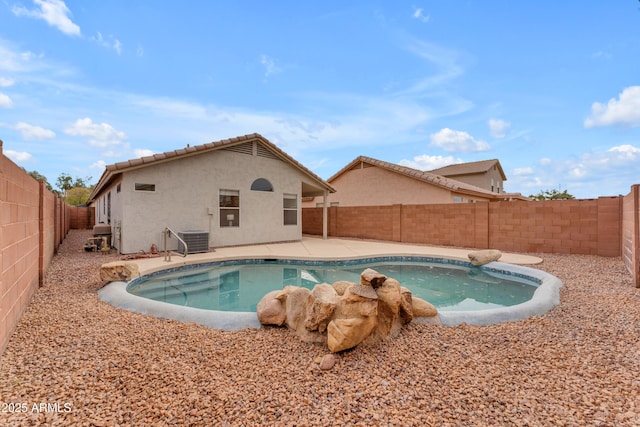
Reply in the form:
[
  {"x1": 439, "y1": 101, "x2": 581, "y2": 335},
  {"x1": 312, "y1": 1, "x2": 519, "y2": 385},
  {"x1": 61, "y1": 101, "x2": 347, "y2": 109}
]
[
  {"x1": 55, "y1": 173, "x2": 93, "y2": 204},
  {"x1": 529, "y1": 187, "x2": 575, "y2": 200},
  {"x1": 65, "y1": 187, "x2": 91, "y2": 206},
  {"x1": 26, "y1": 169, "x2": 54, "y2": 192}
]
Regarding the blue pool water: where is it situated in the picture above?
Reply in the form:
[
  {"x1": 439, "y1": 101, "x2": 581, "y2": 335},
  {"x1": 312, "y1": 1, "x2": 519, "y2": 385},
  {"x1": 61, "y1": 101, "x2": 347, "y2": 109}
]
[{"x1": 127, "y1": 257, "x2": 539, "y2": 313}]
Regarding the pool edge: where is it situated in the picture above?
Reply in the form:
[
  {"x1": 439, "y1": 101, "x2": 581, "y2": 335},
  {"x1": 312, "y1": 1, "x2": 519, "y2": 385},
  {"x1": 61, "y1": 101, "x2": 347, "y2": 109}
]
[{"x1": 99, "y1": 258, "x2": 562, "y2": 330}]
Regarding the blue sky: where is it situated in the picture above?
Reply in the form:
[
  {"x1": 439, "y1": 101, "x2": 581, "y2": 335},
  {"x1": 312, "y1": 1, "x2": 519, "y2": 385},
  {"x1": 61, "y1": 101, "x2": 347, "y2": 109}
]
[{"x1": 1, "y1": 1, "x2": 639, "y2": 199}]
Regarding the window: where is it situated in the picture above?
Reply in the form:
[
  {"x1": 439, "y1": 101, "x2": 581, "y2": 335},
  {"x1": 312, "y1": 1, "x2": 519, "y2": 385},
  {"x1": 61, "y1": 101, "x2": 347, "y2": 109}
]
[
  {"x1": 116, "y1": 183, "x2": 121, "y2": 193},
  {"x1": 220, "y1": 189, "x2": 240, "y2": 227},
  {"x1": 283, "y1": 193, "x2": 297, "y2": 225},
  {"x1": 453, "y1": 196, "x2": 463, "y2": 203},
  {"x1": 251, "y1": 178, "x2": 273, "y2": 192},
  {"x1": 135, "y1": 183, "x2": 156, "y2": 192}
]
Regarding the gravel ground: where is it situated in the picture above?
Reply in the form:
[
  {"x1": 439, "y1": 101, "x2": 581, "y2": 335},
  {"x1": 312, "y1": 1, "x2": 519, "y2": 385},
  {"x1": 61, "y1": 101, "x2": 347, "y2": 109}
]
[{"x1": 1, "y1": 229, "x2": 639, "y2": 426}]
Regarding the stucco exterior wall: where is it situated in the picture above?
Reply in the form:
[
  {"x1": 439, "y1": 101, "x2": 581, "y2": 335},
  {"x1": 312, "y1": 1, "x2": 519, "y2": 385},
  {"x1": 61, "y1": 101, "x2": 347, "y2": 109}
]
[
  {"x1": 303, "y1": 165, "x2": 490, "y2": 207},
  {"x1": 451, "y1": 168, "x2": 504, "y2": 193},
  {"x1": 111, "y1": 149, "x2": 306, "y2": 253}
]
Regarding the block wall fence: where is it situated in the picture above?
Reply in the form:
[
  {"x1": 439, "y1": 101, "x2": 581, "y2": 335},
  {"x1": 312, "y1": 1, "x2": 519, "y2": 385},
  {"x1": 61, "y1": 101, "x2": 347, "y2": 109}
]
[
  {"x1": 303, "y1": 186, "x2": 640, "y2": 287},
  {"x1": 1, "y1": 141, "x2": 94, "y2": 355}
]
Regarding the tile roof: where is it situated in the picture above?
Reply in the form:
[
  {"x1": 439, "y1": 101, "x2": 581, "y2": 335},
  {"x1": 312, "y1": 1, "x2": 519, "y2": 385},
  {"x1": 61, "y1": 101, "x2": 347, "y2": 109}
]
[
  {"x1": 329, "y1": 156, "x2": 526, "y2": 200},
  {"x1": 429, "y1": 159, "x2": 506, "y2": 181},
  {"x1": 89, "y1": 133, "x2": 334, "y2": 201}
]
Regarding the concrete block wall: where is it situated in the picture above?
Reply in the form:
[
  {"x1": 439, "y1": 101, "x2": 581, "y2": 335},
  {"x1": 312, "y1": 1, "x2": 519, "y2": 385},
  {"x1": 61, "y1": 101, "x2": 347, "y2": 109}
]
[
  {"x1": 1, "y1": 141, "x2": 77, "y2": 355},
  {"x1": 1, "y1": 141, "x2": 41, "y2": 355},
  {"x1": 622, "y1": 185, "x2": 639, "y2": 287},
  {"x1": 303, "y1": 194, "x2": 629, "y2": 259}
]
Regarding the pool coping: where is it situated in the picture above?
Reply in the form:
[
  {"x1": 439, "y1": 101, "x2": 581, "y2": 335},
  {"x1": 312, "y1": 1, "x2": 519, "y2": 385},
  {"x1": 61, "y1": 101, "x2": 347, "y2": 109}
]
[{"x1": 98, "y1": 240, "x2": 562, "y2": 329}]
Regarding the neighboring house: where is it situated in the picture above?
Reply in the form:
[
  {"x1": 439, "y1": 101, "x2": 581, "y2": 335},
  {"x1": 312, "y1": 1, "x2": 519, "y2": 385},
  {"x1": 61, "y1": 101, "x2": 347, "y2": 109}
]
[
  {"x1": 429, "y1": 159, "x2": 506, "y2": 194},
  {"x1": 302, "y1": 156, "x2": 527, "y2": 208},
  {"x1": 88, "y1": 134, "x2": 335, "y2": 254}
]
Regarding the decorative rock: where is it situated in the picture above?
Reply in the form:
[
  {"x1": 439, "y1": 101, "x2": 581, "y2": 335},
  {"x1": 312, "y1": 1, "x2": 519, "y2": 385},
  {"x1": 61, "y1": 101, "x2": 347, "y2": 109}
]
[
  {"x1": 360, "y1": 268, "x2": 387, "y2": 288},
  {"x1": 349, "y1": 284, "x2": 379, "y2": 299},
  {"x1": 319, "y1": 353, "x2": 336, "y2": 370},
  {"x1": 468, "y1": 249, "x2": 502, "y2": 266},
  {"x1": 332, "y1": 280, "x2": 354, "y2": 296},
  {"x1": 256, "y1": 289, "x2": 289, "y2": 326},
  {"x1": 399, "y1": 286, "x2": 414, "y2": 324},
  {"x1": 412, "y1": 296, "x2": 438, "y2": 317},
  {"x1": 258, "y1": 268, "x2": 438, "y2": 353},
  {"x1": 370, "y1": 278, "x2": 404, "y2": 340},
  {"x1": 99, "y1": 261, "x2": 139, "y2": 282},
  {"x1": 304, "y1": 284, "x2": 338, "y2": 333},
  {"x1": 327, "y1": 286, "x2": 379, "y2": 352}
]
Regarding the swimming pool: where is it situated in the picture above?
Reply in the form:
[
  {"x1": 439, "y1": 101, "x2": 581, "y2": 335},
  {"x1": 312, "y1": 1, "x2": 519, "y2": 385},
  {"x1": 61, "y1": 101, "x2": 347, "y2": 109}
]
[
  {"x1": 126, "y1": 257, "x2": 537, "y2": 312},
  {"x1": 99, "y1": 255, "x2": 563, "y2": 329}
]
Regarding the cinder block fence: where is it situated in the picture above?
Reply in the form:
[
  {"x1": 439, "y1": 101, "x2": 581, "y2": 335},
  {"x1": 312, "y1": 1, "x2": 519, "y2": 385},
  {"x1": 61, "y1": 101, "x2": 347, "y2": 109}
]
[
  {"x1": 1, "y1": 141, "x2": 93, "y2": 355},
  {"x1": 303, "y1": 185, "x2": 640, "y2": 287}
]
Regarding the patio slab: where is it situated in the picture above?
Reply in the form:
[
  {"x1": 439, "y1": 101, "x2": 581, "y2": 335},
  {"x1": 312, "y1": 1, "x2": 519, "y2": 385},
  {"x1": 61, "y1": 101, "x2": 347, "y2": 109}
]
[{"x1": 129, "y1": 236, "x2": 542, "y2": 276}]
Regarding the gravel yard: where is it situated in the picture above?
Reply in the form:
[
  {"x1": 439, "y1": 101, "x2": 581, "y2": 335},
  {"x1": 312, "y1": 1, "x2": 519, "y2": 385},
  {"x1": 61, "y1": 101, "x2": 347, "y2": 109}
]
[{"x1": 1, "y1": 229, "x2": 639, "y2": 426}]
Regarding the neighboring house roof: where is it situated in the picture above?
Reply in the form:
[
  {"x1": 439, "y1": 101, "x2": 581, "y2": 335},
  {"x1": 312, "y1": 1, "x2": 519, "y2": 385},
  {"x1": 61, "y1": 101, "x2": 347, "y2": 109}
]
[
  {"x1": 329, "y1": 156, "x2": 527, "y2": 200},
  {"x1": 429, "y1": 159, "x2": 507, "y2": 181},
  {"x1": 88, "y1": 133, "x2": 335, "y2": 202}
]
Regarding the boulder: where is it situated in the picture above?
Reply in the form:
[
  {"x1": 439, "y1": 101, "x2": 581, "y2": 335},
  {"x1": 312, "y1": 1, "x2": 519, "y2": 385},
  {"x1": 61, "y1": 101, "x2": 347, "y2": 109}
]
[
  {"x1": 305, "y1": 284, "x2": 338, "y2": 333},
  {"x1": 100, "y1": 261, "x2": 139, "y2": 282},
  {"x1": 468, "y1": 249, "x2": 502, "y2": 266},
  {"x1": 327, "y1": 284, "x2": 379, "y2": 352},
  {"x1": 399, "y1": 286, "x2": 414, "y2": 324},
  {"x1": 285, "y1": 287, "x2": 325, "y2": 344},
  {"x1": 257, "y1": 268, "x2": 438, "y2": 353},
  {"x1": 370, "y1": 278, "x2": 404, "y2": 340},
  {"x1": 412, "y1": 296, "x2": 438, "y2": 318},
  {"x1": 332, "y1": 280, "x2": 354, "y2": 296},
  {"x1": 256, "y1": 289, "x2": 289, "y2": 326},
  {"x1": 360, "y1": 268, "x2": 387, "y2": 288}
]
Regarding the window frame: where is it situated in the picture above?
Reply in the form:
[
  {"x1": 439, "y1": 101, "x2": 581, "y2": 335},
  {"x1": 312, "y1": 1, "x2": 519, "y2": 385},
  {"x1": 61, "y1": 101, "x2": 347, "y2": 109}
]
[
  {"x1": 220, "y1": 189, "x2": 240, "y2": 228},
  {"x1": 283, "y1": 193, "x2": 298, "y2": 226}
]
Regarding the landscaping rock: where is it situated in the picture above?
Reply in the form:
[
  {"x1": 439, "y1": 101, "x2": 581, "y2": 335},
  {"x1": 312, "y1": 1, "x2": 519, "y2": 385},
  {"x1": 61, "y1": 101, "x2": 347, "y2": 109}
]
[
  {"x1": 468, "y1": 249, "x2": 502, "y2": 266},
  {"x1": 99, "y1": 261, "x2": 139, "y2": 282}
]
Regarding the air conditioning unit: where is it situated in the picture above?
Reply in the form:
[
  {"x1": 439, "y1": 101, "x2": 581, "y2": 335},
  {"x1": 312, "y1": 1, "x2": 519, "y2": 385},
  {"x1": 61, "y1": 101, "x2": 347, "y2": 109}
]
[{"x1": 178, "y1": 231, "x2": 209, "y2": 254}]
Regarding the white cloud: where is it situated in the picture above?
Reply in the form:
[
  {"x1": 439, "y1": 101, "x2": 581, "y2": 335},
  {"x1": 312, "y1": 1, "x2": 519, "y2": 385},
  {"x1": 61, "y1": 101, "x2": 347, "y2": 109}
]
[
  {"x1": 0, "y1": 93, "x2": 13, "y2": 108},
  {"x1": 429, "y1": 128, "x2": 490, "y2": 153},
  {"x1": 584, "y1": 86, "x2": 640, "y2": 128},
  {"x1": 12, "y1": 0, "x2": 81, "y2": 36},
  {"x1": 64, "y1": 118, "x2": 126, "y2": 148},
  {"x1": 134, "y1": 148, "x2": 155, "y2": 158},
  {"x1": 412, "y1": 8, "x2": 430, "y2": 23},
  {"x1": 15, "y1": 121, "x2": 56, "y2": 140},
  {"x1": 90, "y1": 160, "x2": 107, "y2": 170},
  {"x1": 512, "y1": 167, "x2": 534, "y2": 176},
  {"x1": 136, "y1": 44, "x2": 144, "y2": 57},
  {"x1": 0, "y1": 77, "x2": 15, "y2": 87},
  {"x1": 399, "y1": 154, "x2": 462, "y2": 171},
  {"x1": 488, "y1": 118, "x2": 510, "y2": 138},
  {"x1": 260, "y1": 55, "x2": 282, "y2": 78},
  {"x1": 539, "y1": 158, "x2": 552, "y2": 166},
  {"x1": 5, "y1": 150, "x2": 32, "y2": 162},
  {"x1": 91, "y1": 32, "x2": 123, "y2": 55},
  {"x1": 592, "y1": 51, "x2": 612, "y2": 60}
]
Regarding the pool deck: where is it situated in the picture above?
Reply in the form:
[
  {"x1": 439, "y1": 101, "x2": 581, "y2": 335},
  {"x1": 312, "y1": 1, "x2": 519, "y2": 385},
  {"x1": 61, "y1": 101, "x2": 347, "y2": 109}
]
[{"x1": 130, "y1": 235, "x2": 542, "y2": 276}]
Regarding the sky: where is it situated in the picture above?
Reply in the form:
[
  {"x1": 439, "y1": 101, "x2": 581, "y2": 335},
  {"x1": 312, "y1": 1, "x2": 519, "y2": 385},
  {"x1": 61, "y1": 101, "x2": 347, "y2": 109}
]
[{"x1": 1, "y1": 1, "x2": 639, "y2": 199}]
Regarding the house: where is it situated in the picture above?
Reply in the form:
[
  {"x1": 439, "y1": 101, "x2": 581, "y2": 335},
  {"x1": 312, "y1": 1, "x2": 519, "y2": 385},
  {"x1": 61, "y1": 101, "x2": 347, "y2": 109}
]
[
  {"x1": 429, "y1": 159, "x2": 506, "y2": 194},
  {"x1": 302, "y1": 156, "x2": 527, "y2": 208},
  {"x1": 88, "y1": 134, "x2": 335, "y2": 254}
]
